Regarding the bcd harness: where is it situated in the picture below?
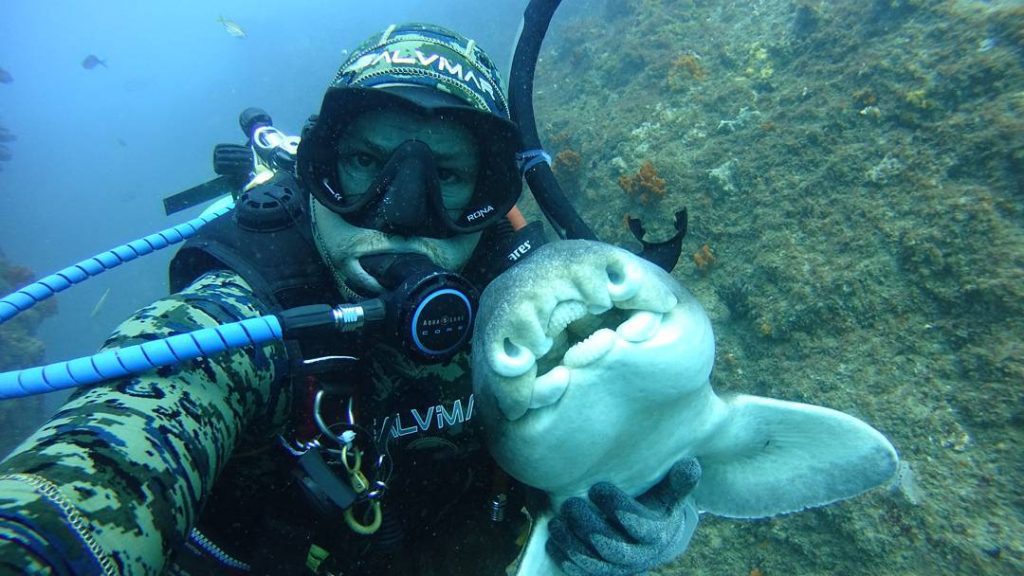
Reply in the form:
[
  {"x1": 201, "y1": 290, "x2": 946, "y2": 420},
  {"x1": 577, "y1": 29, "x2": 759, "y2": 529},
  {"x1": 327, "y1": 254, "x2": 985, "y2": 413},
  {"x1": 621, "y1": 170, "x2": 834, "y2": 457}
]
[{"x1": 168, "y1": 170, "x2": 545, "y2": 571}]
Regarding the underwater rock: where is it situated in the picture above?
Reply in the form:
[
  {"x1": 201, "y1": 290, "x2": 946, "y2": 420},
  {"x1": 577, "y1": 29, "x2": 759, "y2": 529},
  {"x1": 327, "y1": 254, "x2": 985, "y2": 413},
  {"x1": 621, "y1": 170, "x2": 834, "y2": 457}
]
[
  {"x1": 866, "y1": 153, "x2": 904, "y2": 185},
  {"x1": 888, "y1": 460, "x2": 922, "y2": 505},
  {"x1": 534, "y1": 0, "x2": 1024, "y2": 572},
  {"x1": 792, "y1": 2, "x2": 820, "y2": 39},
  {"x1": 707, "y1": 159, "x2": 738, "y2": 194},
  {"x1": 0, "y1": 250, "x2": 56, "y2": 457}
]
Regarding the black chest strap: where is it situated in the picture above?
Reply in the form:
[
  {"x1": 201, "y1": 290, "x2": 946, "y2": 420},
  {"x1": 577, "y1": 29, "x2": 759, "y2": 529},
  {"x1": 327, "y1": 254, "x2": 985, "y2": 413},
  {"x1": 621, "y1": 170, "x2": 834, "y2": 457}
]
[{"x1": 169, "y1": 173, "x2": 338, "y2": 311}]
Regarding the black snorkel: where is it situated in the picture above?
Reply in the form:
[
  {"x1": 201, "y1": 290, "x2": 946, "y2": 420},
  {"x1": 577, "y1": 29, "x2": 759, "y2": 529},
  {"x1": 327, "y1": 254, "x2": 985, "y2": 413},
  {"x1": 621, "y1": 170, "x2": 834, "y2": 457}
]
[
  {"x1": 509, "y1": 0, "x2": 596, "y2": 242},
  {"x1": 509, "y1": 0, "x2": 688, "y2": 272}
]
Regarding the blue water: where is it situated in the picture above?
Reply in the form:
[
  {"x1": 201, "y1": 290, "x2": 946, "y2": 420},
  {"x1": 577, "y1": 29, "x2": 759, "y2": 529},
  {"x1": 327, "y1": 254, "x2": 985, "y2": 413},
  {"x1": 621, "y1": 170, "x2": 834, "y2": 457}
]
[{"x1": 0, "y1": 0, "x2": 527, "y2": 362}]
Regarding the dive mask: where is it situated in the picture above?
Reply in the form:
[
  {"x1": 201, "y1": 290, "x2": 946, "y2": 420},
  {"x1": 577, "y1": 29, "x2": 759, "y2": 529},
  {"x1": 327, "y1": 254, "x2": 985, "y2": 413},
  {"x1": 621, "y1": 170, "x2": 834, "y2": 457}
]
[{"x1": 298, "y1": 86, "x2": 523, "y2": 239}]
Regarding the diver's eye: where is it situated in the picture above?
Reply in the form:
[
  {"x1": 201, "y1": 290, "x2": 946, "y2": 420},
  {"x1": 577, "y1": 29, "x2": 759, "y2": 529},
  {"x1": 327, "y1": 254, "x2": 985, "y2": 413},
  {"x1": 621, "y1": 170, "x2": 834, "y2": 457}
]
[
  {"x1": 353, "y1": 152, "x2": 378, "y2": 169},
  {"x1": 338, "y1": 151, "x2": 383, "y2": 177},
  {"x1": 437, "y1": 167, "x2": 459, "y2": 184}
]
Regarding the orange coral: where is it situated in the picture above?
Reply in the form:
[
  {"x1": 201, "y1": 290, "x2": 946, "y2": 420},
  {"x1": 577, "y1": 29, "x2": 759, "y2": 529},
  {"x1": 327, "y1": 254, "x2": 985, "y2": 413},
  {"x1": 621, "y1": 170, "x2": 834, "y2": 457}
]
[
  {"x1": 552, "y1": 148, "x2": 582, "y2": 176},
  {"x1": 618, "y1": 161, "x2": 666, "y2": 205},
  {"x1": 547, "y1": 131, "x2": 573, "y2": 149},
  {"x1": 693, "y1": 243, "x2": 715, "y2": 273},
  {"x1": 668, "y1": 54, "x2": 706, "y2": 90}
]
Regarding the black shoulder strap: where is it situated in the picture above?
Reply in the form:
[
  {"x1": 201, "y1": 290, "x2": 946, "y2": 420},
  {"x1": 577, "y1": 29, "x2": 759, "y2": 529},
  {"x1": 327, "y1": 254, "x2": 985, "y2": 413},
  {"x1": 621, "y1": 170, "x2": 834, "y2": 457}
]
[
  {"x1": 462, "y1": 220, "x2": 548, "y2": 288},
  {"x1": 169, "y1": 173, "x2": 339, "y2": 311}
]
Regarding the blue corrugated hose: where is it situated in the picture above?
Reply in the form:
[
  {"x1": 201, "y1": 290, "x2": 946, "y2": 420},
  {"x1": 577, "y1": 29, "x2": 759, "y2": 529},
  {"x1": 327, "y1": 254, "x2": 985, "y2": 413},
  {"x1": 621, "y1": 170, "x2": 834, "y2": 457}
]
[
  {"x1": 0, "y1": 315, "x2": 282, "y2": 400},
  {"x1": 0, "y1": 204, "x2": 233, "y2": 325}
]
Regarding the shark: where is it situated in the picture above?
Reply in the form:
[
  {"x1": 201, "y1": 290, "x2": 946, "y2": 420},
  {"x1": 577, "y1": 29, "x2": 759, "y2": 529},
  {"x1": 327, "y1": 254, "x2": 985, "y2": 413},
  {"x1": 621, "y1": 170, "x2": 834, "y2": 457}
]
[{"x1": 471, "y1": 240, "x2": 899, "y2": 575}]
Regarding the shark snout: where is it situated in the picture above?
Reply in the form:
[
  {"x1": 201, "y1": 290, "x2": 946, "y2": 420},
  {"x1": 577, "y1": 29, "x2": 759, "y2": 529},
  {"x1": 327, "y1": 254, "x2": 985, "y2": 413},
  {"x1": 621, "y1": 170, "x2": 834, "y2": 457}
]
[
  {"x1": 489, "y1": 251, "x2": 656, "y2": 375},
  {"x1": 482, "y1": 249, "x2": 679, "y2": 419},
  {"x1": 492, "y1": 309, "x2": 667, "y2": 378}
]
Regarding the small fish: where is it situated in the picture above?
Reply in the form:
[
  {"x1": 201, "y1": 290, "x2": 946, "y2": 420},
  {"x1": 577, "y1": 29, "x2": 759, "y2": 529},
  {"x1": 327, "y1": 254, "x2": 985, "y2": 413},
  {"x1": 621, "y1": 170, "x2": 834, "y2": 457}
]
[
  {"x1": 0, "y1": 66, "x2": 12, "y2": 84},
  {"x1": 90, "y1": 287, "x2": 111, "y2": 318},
  {"x1": 82, "y1": 55, "x2": 107, "y2": 70},
  {"x1": 115, "y1": 137, "x2": 127, "y2": 147},
  {"x1": 218, "y1": 16, "x2": 246, "y2": 39}
]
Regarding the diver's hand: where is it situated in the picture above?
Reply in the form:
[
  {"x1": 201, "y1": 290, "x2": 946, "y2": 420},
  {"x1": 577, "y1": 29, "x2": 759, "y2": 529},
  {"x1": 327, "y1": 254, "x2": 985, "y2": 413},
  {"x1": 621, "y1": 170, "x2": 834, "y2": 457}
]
[{"x1": 546, "y1": 458, "x2": 701, "y2": 576}]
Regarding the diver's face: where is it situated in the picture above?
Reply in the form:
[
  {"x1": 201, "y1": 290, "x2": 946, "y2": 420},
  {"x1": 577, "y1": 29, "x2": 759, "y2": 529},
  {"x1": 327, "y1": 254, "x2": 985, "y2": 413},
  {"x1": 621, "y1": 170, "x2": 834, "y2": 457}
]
[
  {"x1": 312, "y1": 108, "x2": 483, "y2": 298},
  {"x1": 336, "y1": 109, "x2": 480, "y2": 221}
]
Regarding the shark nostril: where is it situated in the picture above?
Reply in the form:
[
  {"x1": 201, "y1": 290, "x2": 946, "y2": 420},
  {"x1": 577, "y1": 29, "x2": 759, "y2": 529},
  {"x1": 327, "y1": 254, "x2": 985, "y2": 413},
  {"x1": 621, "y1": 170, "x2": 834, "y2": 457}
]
[
  {"x1": 492, "y1": 338, "x2": 537, "y2": 378},
  {"x1": 607, "y1": 265, "x2": 624, "y2": 285},
  {"x1": 504, "y1": 338, "x2": 522, "y2": 357},
  {"x1": 606, "y1": 259, "x2": 640, "y2": 302}
]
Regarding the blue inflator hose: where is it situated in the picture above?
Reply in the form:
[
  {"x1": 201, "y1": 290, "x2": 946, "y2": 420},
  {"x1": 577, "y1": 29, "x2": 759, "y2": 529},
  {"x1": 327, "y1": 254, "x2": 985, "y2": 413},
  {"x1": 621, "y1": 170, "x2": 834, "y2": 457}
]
[
  {"x1": 0, "y1": 203, "x2": 233, "y2": 325},
  {"x1": 0, "y1": 315, "x2": 282, "y2": 400}
]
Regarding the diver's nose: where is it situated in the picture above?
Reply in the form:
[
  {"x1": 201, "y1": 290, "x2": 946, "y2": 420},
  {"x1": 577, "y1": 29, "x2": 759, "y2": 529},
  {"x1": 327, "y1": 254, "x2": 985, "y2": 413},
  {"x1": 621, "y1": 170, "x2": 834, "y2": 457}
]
[{"x1": 364, "y1": 140, "x2": 445, "y2": 237}]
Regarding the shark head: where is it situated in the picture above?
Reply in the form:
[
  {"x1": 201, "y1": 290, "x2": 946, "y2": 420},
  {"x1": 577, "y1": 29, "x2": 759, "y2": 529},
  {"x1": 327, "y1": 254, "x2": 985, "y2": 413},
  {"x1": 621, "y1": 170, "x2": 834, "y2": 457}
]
[
  {"x1": 473, "y1": 239, "x2": 898, "y2": 516},
  {"x1": 472, "y1": 239, "x2": 718, "y2": 500}
]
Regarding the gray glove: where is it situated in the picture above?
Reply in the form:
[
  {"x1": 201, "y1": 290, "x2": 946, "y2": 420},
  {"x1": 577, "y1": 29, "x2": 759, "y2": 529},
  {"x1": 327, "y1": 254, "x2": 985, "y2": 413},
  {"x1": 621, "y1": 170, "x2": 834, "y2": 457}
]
[{"x1": 546, "y1": 458, "x2": 702, "y2": 576}]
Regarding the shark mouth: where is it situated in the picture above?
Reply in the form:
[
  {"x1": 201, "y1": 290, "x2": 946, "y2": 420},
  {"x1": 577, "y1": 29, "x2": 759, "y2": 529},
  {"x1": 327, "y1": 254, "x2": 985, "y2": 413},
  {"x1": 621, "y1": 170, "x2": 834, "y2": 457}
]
[{"x1": 491, "y1": 302, "x2": 667, "y2": 412}]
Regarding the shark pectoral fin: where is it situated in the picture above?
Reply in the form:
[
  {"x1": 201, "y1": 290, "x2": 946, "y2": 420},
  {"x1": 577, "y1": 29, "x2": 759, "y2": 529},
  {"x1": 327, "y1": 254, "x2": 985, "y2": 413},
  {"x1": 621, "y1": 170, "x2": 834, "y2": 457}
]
[{"x1": 691, "y1": 394, "x2": 899, "y2": 518}]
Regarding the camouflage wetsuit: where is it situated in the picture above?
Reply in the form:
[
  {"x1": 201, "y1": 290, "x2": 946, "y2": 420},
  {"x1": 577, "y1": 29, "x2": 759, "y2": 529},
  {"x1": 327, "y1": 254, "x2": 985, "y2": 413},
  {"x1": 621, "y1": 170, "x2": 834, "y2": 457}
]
[{"x1": 0, "y1": 269, "x2": 523, "y2": 575}]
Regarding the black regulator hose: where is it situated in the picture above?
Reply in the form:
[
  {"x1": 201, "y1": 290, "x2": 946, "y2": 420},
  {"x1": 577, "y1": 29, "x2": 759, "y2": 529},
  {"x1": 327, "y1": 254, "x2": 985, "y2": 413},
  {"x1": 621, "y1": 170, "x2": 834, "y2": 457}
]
[{"x1": 509, "y1": 0, "x2": 597, "y2": 241}]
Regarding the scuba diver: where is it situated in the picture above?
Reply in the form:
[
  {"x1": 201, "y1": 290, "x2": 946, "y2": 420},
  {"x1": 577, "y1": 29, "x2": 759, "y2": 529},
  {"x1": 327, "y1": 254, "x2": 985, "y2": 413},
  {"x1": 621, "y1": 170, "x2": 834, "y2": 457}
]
[{"x1": 0, "y1": 21, "x2": 700, "y2": 576}]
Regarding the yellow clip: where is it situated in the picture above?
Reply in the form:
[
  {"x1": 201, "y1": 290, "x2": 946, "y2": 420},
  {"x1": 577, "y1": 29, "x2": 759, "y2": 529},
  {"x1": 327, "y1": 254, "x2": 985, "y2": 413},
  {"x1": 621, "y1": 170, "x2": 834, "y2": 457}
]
[
  {"x1": 341, "y1": 446, "x2": 363, "y2": 486},
  {"x1": 338, "y1": 444, "x2": 382, "y2": 534},
  {"x1": 305, "y1": 543, "x2": 330, "y2": 573},
  {"x1": 243, "y1": 164, "x2": 275, "y2": 192},
  {"x1": 344, "y1": 501, "x2": 383, "y2": 535},
  {"x1": 350, "y1": 469, "x2": 369, "y2": 493}
]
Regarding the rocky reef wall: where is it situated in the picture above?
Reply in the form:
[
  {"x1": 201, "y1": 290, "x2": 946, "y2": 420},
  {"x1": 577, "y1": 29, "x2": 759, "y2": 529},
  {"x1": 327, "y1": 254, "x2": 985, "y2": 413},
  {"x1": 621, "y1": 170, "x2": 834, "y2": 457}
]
[
  {"x1": 0, "y1": 248, "x2": 57, "y2": 457},
  {"x1": 534, "y1": 0, "x2": 1023, "y2": 573}
]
